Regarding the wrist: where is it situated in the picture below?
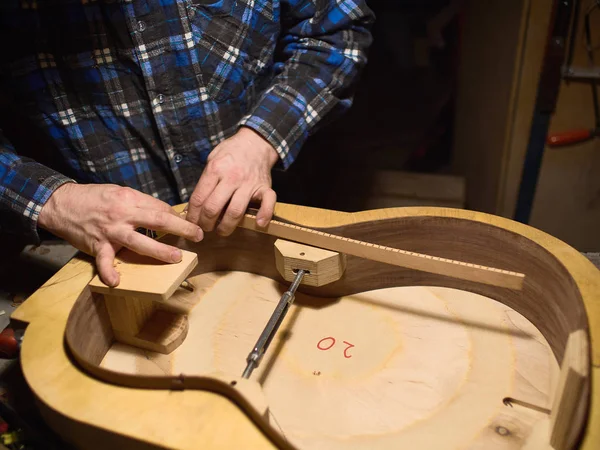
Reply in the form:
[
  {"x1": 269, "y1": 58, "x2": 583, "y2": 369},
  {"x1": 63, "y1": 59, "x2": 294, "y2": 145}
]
[
  {"x1": 38, "y1": 182, "x2": 76, "y2": 231},
  {"x1": 237, "y1": 126, "x2": 279, "y2": 167}
]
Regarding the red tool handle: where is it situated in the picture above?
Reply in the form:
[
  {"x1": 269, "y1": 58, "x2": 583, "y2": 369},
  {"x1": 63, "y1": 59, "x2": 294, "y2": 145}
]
[
  {"x1": 0, "y1": 328, "x2": 19, "y2": 358},
  {"x1": 547, "y1": 129, "x2": 593, "y2": 146}
]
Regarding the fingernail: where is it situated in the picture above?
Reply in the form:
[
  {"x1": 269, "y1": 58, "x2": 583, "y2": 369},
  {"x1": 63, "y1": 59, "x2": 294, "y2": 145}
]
[
  {"x1": 257, "y1": 218, "x2": 266, "y2": 227},
  {"x1": 196, "y1": 228, "x2": 203, "y2": 241},
  {"x1": 171, "y1": 249, "x2": 182, "y2": 262}
]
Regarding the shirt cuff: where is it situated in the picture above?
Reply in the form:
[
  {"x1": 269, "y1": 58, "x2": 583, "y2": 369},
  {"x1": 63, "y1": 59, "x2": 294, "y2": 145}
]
[
  {"x1": 30, "y1": 173, "x2": 76, "y2": 242},
  {"x1": 0, "y1": 162, "x2": 75, "y2": 243},
  {"x1": 238, "y1": 82, "x2": 337, "y2": 170}
]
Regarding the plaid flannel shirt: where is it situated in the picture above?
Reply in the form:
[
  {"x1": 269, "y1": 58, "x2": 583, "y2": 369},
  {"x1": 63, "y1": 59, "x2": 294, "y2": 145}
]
[{"x1": 0, "y1": 0, "x2": 374, "y2": 241}]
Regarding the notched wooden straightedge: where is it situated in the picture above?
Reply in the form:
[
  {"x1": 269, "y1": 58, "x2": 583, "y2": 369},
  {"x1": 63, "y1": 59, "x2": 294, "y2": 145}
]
[{"x1": 240, "y1": 212, "x2": 526, "y2": 290}]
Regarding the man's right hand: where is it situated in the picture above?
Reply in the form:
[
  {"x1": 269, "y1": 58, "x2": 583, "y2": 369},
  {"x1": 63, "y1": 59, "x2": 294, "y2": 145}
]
[{"x1": 38, "y1": 183, "x2": 204, "y2": 287}]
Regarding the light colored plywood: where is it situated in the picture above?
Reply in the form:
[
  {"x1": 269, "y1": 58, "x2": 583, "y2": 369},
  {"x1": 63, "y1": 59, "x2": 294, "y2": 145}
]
[
  {"x1": 11, "y1": 203, "x2": 600, "y2": 450},
  {"x1": 101, "y1": 271, "x2": 558, "y2": 450},
  {"x1": 89, "y1": 249, "x2": 198, "y2": 301}
]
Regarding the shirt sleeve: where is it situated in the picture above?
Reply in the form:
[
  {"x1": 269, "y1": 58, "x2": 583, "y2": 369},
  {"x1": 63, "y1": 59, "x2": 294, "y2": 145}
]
[
  {"x1": 0, "y1": 130, "x2": 75, "y2": 242},
  {"x1": 239, "y1": 0, "x2": 375, "y2": 169}
]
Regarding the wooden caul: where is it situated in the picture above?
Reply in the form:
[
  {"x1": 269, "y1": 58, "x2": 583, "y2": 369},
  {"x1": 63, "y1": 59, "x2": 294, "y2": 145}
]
[
  {"x1": 238, "y1": 210, "x2": 526, "y2": 290},
  {"x1": 177, "y1": 208, "x2": 525, "y2": 290},
  {"x1": 11, "y1": 203, "x2": 600, "y2": 450}
]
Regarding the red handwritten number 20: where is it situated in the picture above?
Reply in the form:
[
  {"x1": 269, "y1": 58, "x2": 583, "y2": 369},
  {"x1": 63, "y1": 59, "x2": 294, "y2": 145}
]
[{"x1": 317, "y1": 337, "x2": 355, "y2": 358}]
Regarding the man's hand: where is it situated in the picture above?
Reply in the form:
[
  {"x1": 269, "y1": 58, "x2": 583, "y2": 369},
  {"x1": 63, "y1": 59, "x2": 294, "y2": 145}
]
[
  {"x1": 38, "y1": 183, "x2": 204, "y2": 287},
  {"x1": 186, "y1": 127, "x2": 279, "y2": 235}
]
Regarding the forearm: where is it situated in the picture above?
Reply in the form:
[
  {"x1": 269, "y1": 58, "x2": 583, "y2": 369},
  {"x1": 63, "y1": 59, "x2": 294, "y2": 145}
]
[
  {"x1": 239, "y1": 0, "x2": 375, "y2": 168},
  {"x1": 0, "y1": 131, "x2": 75, "y2": 241}
]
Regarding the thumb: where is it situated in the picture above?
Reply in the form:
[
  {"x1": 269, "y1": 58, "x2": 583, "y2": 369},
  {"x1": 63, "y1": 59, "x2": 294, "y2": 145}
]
[{"x1": 95, "y1": 242, "x2": 120, "y2": 287}]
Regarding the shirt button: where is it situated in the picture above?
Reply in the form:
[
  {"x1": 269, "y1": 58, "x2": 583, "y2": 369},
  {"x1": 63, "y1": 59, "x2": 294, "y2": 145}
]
[
  {"x1": 157, "y1": 94, "x2": 165, "y2": 104},
  {"x1": 137, "y1": 21, "x2": 146, "y2": 32},
  {"x1": 174, "y1": 154, "x2": 183, "y2": 163}
]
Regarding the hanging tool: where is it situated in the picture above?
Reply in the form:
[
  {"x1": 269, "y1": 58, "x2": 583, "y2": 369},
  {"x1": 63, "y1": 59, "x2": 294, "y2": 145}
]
[
  {"x1": 242, "y1": 269, "x2": 306, "y2": 379},
  {"x1": 514, "y1": 0, "x2": 578, "y2": 224},
  {"x1": 547, "y1": 127, "x2": 600, "y2": 145},
  {"x1": 547, "y1": 0, "x2": 600, "y2": 147}
]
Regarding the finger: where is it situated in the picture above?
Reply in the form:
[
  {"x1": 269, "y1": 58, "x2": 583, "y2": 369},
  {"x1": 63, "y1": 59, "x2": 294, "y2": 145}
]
[
  {"x1": 186, "y1": 171, "x2": 220, "y2": 225},
  {"x1": 198, "y1": 181, "x2": 237, "y2": 232},
  {"x1": 216, "y1": 188, "x2": 253, "y2": 236},
  {"x1": 131, "y1": 190, "x2": 180, "y2": 217},
  {"x1": 96, "y1": 243, "x2": 119, "y2": 287},
  {"x1": 132, "y1": 208, "x2": 203, "y2": 242},
  {"x1": 114, "y1": 229, "x2": 183, "y2": 264},
  {"x1": 254, "y1": 188, "x2": 277, "y2": 227}
]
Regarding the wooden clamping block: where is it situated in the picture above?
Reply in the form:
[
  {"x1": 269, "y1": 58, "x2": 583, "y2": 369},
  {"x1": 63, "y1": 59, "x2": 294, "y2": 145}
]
[
  {"x1": 88, "y1": 249, "x2": 198, "y2": 354},
  {"x1": 549, "y1": 329, "x2": 589, "y2": 450},
  {"x1": 274, "y1": 239, "x2": 346, "y2": 287}
]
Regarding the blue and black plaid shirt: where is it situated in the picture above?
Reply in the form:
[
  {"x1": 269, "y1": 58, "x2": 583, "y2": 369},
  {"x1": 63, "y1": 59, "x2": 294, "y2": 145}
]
[{"x1": 0, "y1": 0, "x2": 373, "y2": 240}]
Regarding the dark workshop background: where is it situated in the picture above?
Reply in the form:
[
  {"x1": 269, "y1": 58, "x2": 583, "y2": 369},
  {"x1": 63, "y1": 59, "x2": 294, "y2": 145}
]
[
  {"x1": 274, "y1": 0, "x2": 463, "y2": 211},
  {"x1": 274, "y1": 0, "x2": 600, "y2": 254}
]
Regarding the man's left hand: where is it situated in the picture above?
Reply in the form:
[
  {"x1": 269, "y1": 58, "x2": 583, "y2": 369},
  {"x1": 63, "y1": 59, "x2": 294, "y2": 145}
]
[{"x1": 186, "y1": 127, "x2": 279, "y2": 235}]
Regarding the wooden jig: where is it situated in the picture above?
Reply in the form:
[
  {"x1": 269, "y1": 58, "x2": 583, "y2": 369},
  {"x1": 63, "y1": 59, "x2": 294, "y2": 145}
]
[
  {"x1": 11, "y1": 204, "x2": 599, "y2": 450},
  {"x1": 88, "y1": 250, "x2": 197, "y2": 354}
]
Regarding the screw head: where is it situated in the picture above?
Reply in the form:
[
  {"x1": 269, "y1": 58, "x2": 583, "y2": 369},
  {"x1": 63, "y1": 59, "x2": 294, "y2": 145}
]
[{"x1": 496, "y1": 426, "x2": 510, "y2": 436}]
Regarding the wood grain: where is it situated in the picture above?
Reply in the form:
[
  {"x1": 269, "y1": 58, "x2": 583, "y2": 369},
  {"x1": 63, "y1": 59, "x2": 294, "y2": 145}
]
[
  {"x1": 101, "y1": 271, "x2": 558, "y2": 450},
  {"x1": 550, "y1": 330, "x2": 590, "y2": 450},
  {"x1": 104, "y1": 294, "x2": 154, "y2": 337},
  {"x1": 12, "y1": 203, "x2": 599, "y2": 450},
  {"x1": 89, "y1": 249, "x2": 198, "y2": 301},
  {"x1": 274, "y1": 239, "x2": 346, "y2": 286},
  {"x1": 240, "y1": 213, "x2": 525, "y2": 290}
]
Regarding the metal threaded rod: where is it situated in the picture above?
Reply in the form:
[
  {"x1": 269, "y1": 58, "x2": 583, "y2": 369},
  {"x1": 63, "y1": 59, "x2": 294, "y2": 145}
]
[{"x1": 242, "y1": 269, "x2": 306, "y2": 379}]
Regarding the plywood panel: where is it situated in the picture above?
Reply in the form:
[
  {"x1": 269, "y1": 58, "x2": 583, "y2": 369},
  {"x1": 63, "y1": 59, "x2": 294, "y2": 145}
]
[{"x1": 101, "y1": 271, "x2": 558, "y2": 450}]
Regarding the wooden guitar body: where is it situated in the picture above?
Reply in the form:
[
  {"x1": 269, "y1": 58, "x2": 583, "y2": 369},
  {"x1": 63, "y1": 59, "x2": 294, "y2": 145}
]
[{"x1": 12, "y1": 204, "x2": 600, "y2": 450}]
